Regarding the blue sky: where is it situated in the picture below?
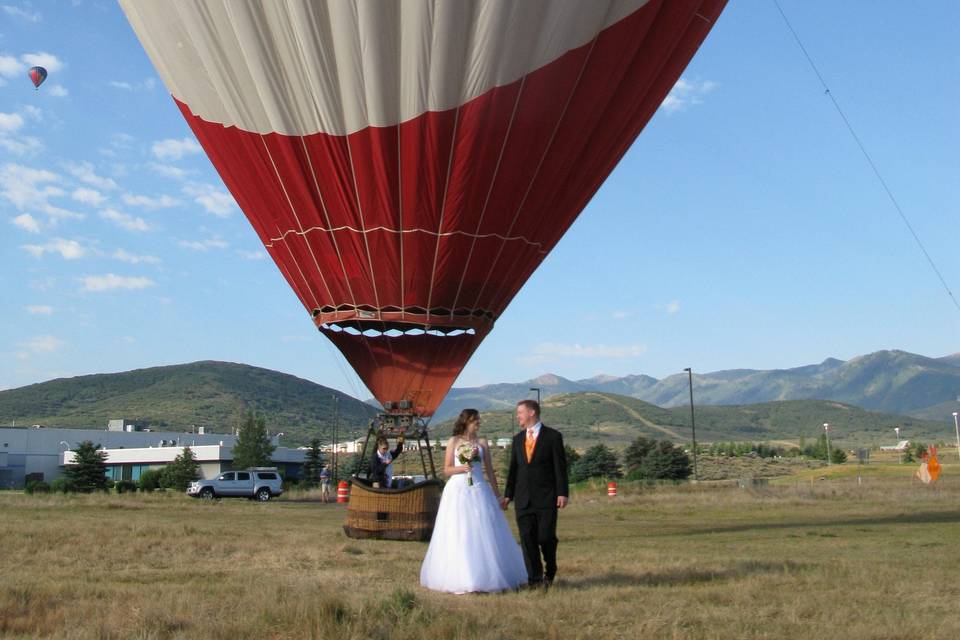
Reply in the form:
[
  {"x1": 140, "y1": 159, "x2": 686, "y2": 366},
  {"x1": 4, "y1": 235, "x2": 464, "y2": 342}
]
[{"x1": 2, "y1": 1, "x2": 958, "y2": 399}]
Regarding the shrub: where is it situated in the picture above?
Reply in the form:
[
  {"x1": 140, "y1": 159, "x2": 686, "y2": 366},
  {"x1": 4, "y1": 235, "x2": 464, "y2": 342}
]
[
  {"x1": 25, "y1": 480, "x2": 50, "y2": 494},
  {"x1": 138, "y1": 469, "x2": 163, "y2": 492},
  {"x1": 115, "y1": 480, "x2": 138, "y2": 494},
  {"x1": 51, "y1": 477, "x2": 76, "y2": 493}
]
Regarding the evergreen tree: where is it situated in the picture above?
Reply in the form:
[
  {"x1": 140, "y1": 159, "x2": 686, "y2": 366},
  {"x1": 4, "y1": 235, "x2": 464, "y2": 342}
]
[
  {"x1": 498, "y1": 443, "x2": 513, "y2": 481},
  {"x1": 570, "y1": 444, "x2": 621, "y2": 482},
  {"x1": 301, "y1": 439, "x2": 324, "y2": 487},
  {"x1": 635, "y1": 441, "x2": 692, "y2": 481},
  {"x1": 232, "y1": 412, "x2": 276, "y2": 470},
  {"x1": 65, "y1": 440, "x2": 109, "y2": 492},
  {"x1": 564, "y1": 444, "x2": 581, "y2": 470},
  {"x1": 161, "y1": 447, "x2": 200, "y2": 491},
  {"x1": 623, "y1": 436, "x2": 656, "y2": 474},
  {"x1": 829, "y1": 447, "x2": 847, "y2": 464}
]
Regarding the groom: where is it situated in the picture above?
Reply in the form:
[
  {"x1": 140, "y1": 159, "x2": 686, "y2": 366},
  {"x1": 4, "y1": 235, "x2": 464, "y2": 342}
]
[{"x1": 501, "y1": 399, "x2": 569, "y2": 587}]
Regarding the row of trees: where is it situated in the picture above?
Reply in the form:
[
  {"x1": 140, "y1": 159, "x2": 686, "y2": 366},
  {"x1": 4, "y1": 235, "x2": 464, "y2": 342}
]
[{"x1": 496, "y1": 437, "x2": 693, "y2": 483}]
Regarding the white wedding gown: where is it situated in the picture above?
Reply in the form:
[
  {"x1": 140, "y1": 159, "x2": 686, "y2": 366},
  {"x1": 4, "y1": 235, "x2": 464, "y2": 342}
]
[{"x1": 420, "y1": 445, "x2": 528, "y2": 593}]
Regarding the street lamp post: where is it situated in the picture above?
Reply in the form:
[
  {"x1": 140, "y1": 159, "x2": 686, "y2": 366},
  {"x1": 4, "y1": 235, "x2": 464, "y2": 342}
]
[
  {"x1": 332, "y1": 395, "x2": 340, "y2": 480},
  {"x1": 823, "y1": 423, "x2": 831, "y2": 465},
  {"x1": 683, "y1": 368, "x2": 698, "y2": 481},
  {"x1": 894, "y1": 426, "x2": 901, "y2": 464},
  {"x1": 529, "y1": 387, "x2": 541, "y2": 407},
  {"x1": 953, "y1": 413, "x2": 959, "y2": 462}
]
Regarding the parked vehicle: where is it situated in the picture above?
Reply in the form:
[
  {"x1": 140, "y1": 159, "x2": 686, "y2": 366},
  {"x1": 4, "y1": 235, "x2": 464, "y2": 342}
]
[{"x1": 186, "y1": 468, "x2": 282, "y2": 501}]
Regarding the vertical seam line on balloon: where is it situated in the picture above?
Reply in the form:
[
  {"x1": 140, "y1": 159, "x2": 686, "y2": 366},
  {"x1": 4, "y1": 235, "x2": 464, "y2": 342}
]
[
  {"x1": 469, "y1": 33, "x2": 603, "y2": 312},
  {"x1": 424, "y1": 105, "x2": 462, "y2": 324},
  {"x1": 448, "y1": 74, "x2": 527, "y2": 319},
  {"x1": 285, "y1": 9, "x2": 364, "y2": 316},
  {"x1": 255, "y1": 135, "x2": 327, "y2": 311}
]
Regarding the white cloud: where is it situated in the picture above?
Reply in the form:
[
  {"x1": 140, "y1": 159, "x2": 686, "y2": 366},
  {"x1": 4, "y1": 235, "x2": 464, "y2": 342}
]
[
  {"x1": 3, "y1": 4, "x2": 41, "y2": 22},
  {"x1": 80, "y1": 273, "x2": 154, "y2": 293},
  {"x1": 0, "y1": 108, "x2": 42, "y2": 155},
  {"x1": 46, "y1": 84, "x2": 68, "y2": 97},
  {"x1": 0, "y1": 55, "x2": 24, "y2": 79},
  {"x1": 0, "y1": 163, "x2": 80, "y2": 220},
  {"x1": 661, "y1": 78, "x2": 718, "y2": 113},
  {"x1": 151, "y1": 137, "x2": 201, "y2": 160},
  {"x1": 110, "y1": 78, "x2": 157, "y2": 92},
  {"x1": 25, "y1": 305, "x2": 53, "y2": 315},
  {"x1": 0, "y1": 136, "x2": 43, "y2": 156},
  {"x1": 12, "y1": 213, "x2": 41, "y2": 233},
  {"x1": 179, "y1": 238, "x2": 229, "y2": 251},
  {"x1": 71, "y1": 187, "x2": 106, "y2": 206},
  {"x1": 22, "y1": 237, "x2": 86, "y2": 260},
  {"x1": 113, "y1": 249, "x2": 160, "y2": 265},
  {"x1": 237, "y1": 249, "x2": 266, "y2": 261},
  {"x1": 183, "y1": 182, "x2": 236, "y2": 217},
  {"x1": 65, "y1": 162, "x2": 117, "y2": 190},
  {"x1": 518, "y1": 342, "x2": 647, "y2": 366},
  {"x1": 21, "y1": 52, "x2": 64, "y2": 73},
  {"x1": 21, "y1": 105, "x2": 42, "y2": 120},
  {"x1": 0, "y1": 112, "x2": 24, "y2": 133},
  {"x1": 100, "y1": 208, "x2": 150, "y2": 232},
  {"x1": 19, "y1": 335, "x2": 65, "y2": 354},
  {"x1": 149, "y1": 162, "x2": 187, "y2": 180},
  {"x1": 122, "y1": 192, "x2": 179, "y2": 209},
  {"x1": 664, "y1": 300, "x2": 681, "y2": 315}
]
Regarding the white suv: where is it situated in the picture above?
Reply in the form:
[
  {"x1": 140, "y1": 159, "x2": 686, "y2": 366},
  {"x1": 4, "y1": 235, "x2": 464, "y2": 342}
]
[{"x1": 187, "y1": 468, "x2": 283, "y2": 501}]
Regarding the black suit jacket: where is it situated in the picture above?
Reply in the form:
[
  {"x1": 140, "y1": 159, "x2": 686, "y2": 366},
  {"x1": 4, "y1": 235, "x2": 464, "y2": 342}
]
[
  {"x1": 369, "y1": 443, "x2": 403, "y2": 487},
  {"x1": 504, "y1": 425, "x2": 569, "y2": 511}
]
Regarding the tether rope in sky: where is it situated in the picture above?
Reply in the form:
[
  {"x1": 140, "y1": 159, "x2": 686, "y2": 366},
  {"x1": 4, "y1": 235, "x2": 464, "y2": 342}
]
[{"x1": 772, "y1": 0, "x2": 960, "y2": 314}]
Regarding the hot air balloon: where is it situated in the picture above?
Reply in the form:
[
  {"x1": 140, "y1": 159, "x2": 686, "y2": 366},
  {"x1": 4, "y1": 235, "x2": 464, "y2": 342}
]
[
  {"x1": 28, "y1": 66, "x2": 47, "y2": 89},
  {"x1": 119, "y1": 0, "x2": 726, "y2": 418}
]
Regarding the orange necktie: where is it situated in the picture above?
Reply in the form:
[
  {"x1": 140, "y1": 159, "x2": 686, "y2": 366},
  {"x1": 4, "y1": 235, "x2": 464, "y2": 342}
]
[{"x1": 525, "y1": 430, "x2": 536, "y2": 462}]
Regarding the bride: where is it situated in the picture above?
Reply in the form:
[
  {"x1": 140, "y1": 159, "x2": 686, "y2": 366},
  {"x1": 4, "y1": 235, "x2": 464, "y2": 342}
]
[{"x1": 420, "y1": 409, "x2": 527, "y2": 593}]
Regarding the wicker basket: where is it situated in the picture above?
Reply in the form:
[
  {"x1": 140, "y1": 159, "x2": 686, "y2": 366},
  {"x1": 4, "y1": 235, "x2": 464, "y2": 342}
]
[{"x1": 343, "y1": 479, "x2": 443, "y2": 541}]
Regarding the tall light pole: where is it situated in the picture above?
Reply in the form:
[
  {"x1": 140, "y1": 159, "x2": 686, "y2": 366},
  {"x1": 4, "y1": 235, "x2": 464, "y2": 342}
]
[
  {"x1": 529, "y1": 387, "x2": 541, "y2": 407},
  {"x1": 894, "y1": 426, "x2": 901, "y2": 464},
  {"x1": 683, "y1": 368, "x2": 698, "y2": 481},
  {"x1": 953, "y1": 412, "x2": 959, "y2": 462},
  {"x1": 332, "y1": 395, "x2": 340, "y2": 480},
  {"x1": 823, "y1": 423, "x2": 831, "y2": 465}
]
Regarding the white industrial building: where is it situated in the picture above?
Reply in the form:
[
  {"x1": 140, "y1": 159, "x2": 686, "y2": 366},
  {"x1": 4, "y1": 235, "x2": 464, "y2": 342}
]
[
  {"x1": 0, "y1": 423, "x2": 303, "y2": 488},
  {"x1": 63, "y1": 443, "x2": 307, "y2": 483}
]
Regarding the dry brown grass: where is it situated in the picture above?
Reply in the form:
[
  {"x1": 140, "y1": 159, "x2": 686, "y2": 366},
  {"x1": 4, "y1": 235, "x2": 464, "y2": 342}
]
[{"x1": 2, "y1": 478, "x2": 959, "y2": 640}]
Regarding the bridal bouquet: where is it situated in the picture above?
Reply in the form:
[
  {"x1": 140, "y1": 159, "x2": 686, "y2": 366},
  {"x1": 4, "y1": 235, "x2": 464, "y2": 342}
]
[{"x1": 456, "y1": 442, "x2": 480, "y2": 486}]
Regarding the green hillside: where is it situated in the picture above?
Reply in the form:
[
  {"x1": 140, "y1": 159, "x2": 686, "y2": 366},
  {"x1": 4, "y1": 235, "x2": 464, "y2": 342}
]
[
  {"x1": 435, "y1": 392, "x2": 954, "y2": 449},
  {"x1": 0, "y1": 361, "x2": 376, "y2": 445}
]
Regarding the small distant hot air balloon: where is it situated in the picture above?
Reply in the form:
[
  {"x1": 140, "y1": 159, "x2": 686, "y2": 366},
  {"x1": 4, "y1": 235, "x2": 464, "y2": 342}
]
[{"x1": 28, "y1": 66, "x2": 47, "y2": 89}]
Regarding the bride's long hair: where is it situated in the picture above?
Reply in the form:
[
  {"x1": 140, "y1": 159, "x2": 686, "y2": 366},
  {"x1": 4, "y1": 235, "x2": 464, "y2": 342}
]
[{"x1": 452, "y1": 409, "x2": 479, "y2": 437}]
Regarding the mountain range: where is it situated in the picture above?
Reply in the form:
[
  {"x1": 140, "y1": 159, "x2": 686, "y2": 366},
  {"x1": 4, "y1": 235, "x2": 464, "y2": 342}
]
[{"x1": 433, "y1": 349, "x2": 960, "y2": 421}]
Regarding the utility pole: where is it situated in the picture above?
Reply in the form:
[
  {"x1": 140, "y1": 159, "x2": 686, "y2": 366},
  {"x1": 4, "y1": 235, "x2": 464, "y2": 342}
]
[
  {"x1": 332, "y1": 395, "x2": 340, "y2": 480},
  {"x1": 823, "y1": 423, "x2": 831, "y2": 465},
  {"x1": 683, "y1": 368, "x2": 698, "y2": 481}
]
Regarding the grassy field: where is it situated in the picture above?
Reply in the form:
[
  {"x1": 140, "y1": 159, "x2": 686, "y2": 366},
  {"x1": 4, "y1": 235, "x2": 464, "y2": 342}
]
[{"x1": 2, "y1": 475, "x2": 960, "y2": 640}]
